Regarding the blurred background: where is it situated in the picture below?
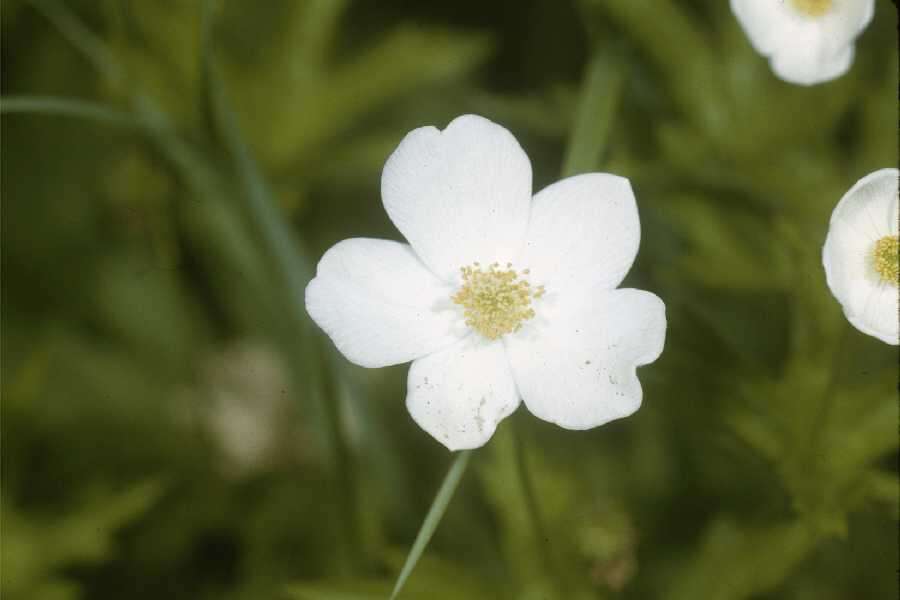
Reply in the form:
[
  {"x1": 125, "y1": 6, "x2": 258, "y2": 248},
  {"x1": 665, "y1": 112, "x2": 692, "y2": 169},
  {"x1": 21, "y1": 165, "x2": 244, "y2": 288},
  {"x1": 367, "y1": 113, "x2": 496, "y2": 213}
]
[{"x1": 2, "y1": 1, "x2": 898, "y2": 598}]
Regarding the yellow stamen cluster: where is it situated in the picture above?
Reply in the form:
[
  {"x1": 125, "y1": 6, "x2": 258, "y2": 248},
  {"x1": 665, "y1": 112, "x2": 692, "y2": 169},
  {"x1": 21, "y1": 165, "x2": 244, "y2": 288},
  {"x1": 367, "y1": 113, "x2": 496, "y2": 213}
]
[
  {"x1": 452, "y1": 262, "x2": 544, "y2": 340},
  {"x1": 873, "y1": 235, "x2": 899, "y2": 285},
  {"x1": 790, "y1": 0, "x2": 833, "y2": 17}
]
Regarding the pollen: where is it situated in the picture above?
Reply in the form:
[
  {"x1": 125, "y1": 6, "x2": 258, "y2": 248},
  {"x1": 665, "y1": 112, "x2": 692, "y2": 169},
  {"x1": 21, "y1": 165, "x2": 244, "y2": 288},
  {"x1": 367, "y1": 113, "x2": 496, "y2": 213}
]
[
  {"x1": 873, "y1": 235, "x2": 899, "y2": 285},
  {"x1": 790, "y1": 0, "x2": 833, "y2": 17},
  {"x1": 452, "y1": 262, "x2": 544, "y2": 340}
]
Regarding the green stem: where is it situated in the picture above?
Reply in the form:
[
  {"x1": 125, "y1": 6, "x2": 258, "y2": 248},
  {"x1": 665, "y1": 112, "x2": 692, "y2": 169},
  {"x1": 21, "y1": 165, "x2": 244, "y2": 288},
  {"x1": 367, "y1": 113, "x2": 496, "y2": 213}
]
[
  {"x1": 390, "y1": 450, "x2": 472, "y2": 600},
  {"x1": 561, "y1": 51, "x2": 623, "y2": 177}
]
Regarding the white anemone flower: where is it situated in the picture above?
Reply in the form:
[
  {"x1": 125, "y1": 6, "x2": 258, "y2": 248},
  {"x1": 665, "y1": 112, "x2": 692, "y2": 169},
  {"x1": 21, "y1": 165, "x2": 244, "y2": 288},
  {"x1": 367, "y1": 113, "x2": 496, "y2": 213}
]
[
  {"x1": 822, "y1": 168, "x2": 899, "y2": 345},
  {"x1": 730, "y1": 0, "x2": 874, "y2": 86},
  {"x1": 305, "y1": 115, "x2": 666, "y2": 450}
]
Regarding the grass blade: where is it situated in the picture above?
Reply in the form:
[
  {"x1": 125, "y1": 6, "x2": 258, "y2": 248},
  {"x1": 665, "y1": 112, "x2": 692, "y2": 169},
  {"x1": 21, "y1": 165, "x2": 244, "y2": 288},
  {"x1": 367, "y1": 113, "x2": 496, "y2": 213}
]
[
  {"x1": 390, "y1": 450, "x2": 472, "y2": 600},
  {"x1": 30, "y1": 0, "x2": 122, "y2": 83},
  {"x1": 200, "y1": 16, "x2": 313, "y2": 303},
  {"x1": 199, "y1": 1, "x2": 363, "y2": 571},
  {"x1": 561, "y1": 51, "x2": 623, "y2": 177},
  {"x1": 0, "y1": 95, "x2": 137, "y2": 126}
]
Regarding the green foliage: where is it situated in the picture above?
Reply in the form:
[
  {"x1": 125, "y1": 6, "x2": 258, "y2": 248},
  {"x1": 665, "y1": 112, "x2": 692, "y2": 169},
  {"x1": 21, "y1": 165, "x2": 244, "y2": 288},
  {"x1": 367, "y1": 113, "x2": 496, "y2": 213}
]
[
  {"x1": 2, "y1": 1, "x2": 897, "y2": 599},
  {"x1": 2, "y1": 479, "x2": 163, "y2": 600}
]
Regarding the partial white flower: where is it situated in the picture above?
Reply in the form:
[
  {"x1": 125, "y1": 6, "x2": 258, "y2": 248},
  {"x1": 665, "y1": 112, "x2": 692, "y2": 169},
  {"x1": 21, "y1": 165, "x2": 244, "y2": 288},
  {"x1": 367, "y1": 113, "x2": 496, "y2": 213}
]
[
  {"x1": 730, "y1": 0, "x2": 874, "y2": 85},
  {"x1": 305, "y1": 115, "x2": 666, "y2": 450},
  {"x1": 822, "y1": 168, "x2": 899, "y2": 345}
]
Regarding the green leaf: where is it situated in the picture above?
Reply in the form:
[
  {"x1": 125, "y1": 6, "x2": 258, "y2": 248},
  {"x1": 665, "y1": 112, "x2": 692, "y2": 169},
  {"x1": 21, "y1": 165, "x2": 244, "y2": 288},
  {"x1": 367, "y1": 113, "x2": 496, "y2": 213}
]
[
  {"x1": 2, "y1": 480, "x2": 163, "y2": 600},
  {"x1": 260, "y1": 26, "x2": 492, "y2": 167},
  {"x1": 664, "y1": 196, "x2": 788, "y2": 292},
  {"x1": 668, "y1": 518, "x2": 815, "y2": 600},
  {"x1": 856, "y1": 470, "x2": 900, "y2": 515},
  {"x1": 827, "y1": 391, "x2": 898, "y2": 473}
]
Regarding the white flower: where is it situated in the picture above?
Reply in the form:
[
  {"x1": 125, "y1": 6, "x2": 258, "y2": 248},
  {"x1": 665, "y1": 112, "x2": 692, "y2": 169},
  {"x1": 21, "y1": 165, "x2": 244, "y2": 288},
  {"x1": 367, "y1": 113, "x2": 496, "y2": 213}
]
[
  {"x1": 305, "y1": 115, "x2": 666, "y2": 450},
  {"x1": 730, "y1": 0, "x2": 874, "y2": 85},
  {"x1": 822, "y1": 168, "x2": 899, "y2": 345}
]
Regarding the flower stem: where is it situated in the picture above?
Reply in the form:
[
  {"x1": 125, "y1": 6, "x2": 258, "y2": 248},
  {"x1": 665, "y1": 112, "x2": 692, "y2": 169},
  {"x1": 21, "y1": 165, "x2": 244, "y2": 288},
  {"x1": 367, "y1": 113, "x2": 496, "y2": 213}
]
[
  {"x1": 561, "y1": 51, "x2": 623, "y2": 178},
  {"x1": 390, "y1": 450, "x2": 472, "y2": 600}
]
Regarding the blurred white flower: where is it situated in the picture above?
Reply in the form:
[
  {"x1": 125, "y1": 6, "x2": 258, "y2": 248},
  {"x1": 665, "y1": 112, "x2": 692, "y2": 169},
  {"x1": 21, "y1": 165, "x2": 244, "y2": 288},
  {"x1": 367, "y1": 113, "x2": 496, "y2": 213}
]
[
  {"x1": 730, "y1": 0, "x2": 874, "y2": 85},
  {"x1": 203, "y1": 343, "x2": 296, "y2": 475},
  {"x1": 823, "y1": 168, "x2": 899, "y2": 345},
  {"x1": 305, "y1": 115, "x2": 666, "y2": 450}
]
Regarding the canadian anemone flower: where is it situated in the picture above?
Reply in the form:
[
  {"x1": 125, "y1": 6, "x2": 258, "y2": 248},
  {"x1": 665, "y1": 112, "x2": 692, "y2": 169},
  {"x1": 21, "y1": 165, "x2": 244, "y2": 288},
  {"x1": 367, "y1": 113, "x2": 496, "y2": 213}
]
[
  {"x1": 730, "y1": 0, "x2": 874, "y2": 86},
  {"x1": 822, "y1": 168, "x2": 899, "y2": 345},
  {"x1": 305, "y1": 115, "x2": 666, "y2": 450}
]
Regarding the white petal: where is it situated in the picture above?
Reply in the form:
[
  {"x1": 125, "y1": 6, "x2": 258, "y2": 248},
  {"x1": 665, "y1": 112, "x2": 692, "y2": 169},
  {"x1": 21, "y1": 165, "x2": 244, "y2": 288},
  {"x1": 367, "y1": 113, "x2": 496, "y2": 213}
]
[
  {"x1": 305, "y1": 238, "x2": 463, "y2": 368},
  {"x1": 823, "y1": 169, "x2": 899, "y2": 345},
  {"x1": 506, "y1": 288, "x2": 666, "y2": 430},
  {"x1": 847, "y1": 281, "x2": 899, "y2": 345},
  {"x1": 829, "y1": 168, "x2": 899, "y2": 240},
  {"x1": 730, "y1": 0, "x2": 795, "y2": 55},
  {"x1": 823, "y1": 224, "x2": 878, "y2": 317},
  {"x1": 770, "y1": 35, "x2": 854, "y2": 86},
  {"x1": 515, "y1": 174, "x2": 640, "y2": 294},
  {"x1": 406, "y1": 337, "x2": 519, "y2": 450},
  {"x1": 381, "y1": 114, "x2": 532, "y2": 282}
]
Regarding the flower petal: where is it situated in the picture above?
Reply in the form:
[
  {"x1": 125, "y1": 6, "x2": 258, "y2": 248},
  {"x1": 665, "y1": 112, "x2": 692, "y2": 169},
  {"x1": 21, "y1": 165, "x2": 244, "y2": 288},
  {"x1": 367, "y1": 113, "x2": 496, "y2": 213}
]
[
  {"x1": 730, "y1": 0, "x2": 795, "y2": 55},
  {"x1": 305, "y1": 238, "x2": 463, "y2": 368},
  {"x1": 823, "y1": 169, "x2": 899, "y2": 345},
  {"x1": 847, "y1": 281, "x2": 899, "y2": 346},
  {"x1": 381, "y1": 114, "x2": 532, "y2": 282},
  {"x1": 506, "y1": 288, "x2": 666, "y2": 430},
  {"x1": 516, "y1": 173, "x2": 640, "y2": 294},
  {"x1": 406, "y1": 337, "x2": 519, "y2": 450},
  {"x1": 823, "y1": 223, "x2": 878, "y2": 318},
  {"x1": 770, "y1": 35, "x2": 854, "y2": 86},
  {"x1": 829, "y1": 168, "x2": 899, "y2": 241}
]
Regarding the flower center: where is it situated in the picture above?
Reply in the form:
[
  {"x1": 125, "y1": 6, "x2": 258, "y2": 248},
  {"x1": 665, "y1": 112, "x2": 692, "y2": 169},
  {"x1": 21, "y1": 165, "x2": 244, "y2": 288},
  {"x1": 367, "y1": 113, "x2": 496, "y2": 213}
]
[
  {"x1": 873, "y1": 235, "x2": 899, "y2": 285},
  {"x1": 452, "y1": 262, "x2": 544, "y2": 340},
  {"x1": 789, "y1": 0, "x2": 833, "y2": 17}
]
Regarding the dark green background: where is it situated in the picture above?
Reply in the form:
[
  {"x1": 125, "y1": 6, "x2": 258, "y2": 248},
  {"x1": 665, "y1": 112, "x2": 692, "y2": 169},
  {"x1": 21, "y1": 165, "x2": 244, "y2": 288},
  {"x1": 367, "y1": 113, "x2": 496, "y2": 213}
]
[{"x1": 2, "y1": 1, "x2": 897, "y2": 598}]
